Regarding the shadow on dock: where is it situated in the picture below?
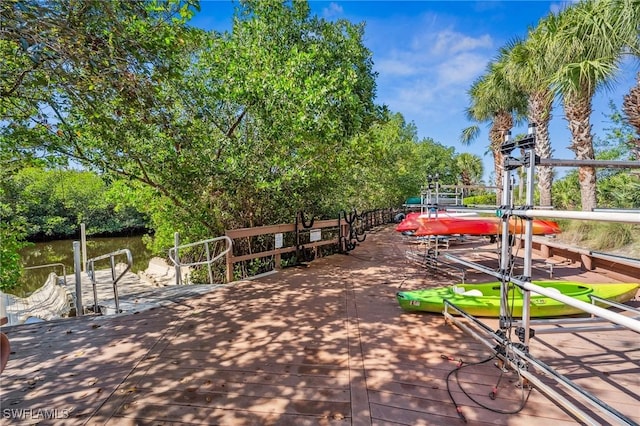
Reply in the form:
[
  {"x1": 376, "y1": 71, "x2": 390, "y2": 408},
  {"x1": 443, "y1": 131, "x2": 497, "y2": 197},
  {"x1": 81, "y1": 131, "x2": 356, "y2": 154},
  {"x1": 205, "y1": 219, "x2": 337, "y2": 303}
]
[{"x1": 0, "y1": 226, "x2": 638, "y2": 425}]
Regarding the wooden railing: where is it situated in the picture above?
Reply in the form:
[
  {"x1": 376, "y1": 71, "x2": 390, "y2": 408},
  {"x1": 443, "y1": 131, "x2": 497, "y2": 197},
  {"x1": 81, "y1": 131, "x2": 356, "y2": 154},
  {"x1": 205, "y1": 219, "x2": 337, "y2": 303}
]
[
  {"x1": 224, "y1": 219, "x2": 347, "y2": 282},
  {"x1": 224, "y1": 209, "x2": 396, "y2": 282}
]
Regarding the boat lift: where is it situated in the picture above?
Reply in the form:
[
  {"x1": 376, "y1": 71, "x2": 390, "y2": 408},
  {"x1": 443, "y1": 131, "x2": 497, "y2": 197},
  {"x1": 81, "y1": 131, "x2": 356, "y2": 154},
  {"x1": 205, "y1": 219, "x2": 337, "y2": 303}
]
[{"x1": 441, "y1": 124, "x2": 640, "y2": 425}]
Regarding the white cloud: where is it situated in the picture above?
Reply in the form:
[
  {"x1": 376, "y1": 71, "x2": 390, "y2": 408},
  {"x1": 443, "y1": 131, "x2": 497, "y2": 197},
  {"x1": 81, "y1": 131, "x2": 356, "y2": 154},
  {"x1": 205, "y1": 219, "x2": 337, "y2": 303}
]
[
  {"x1": 375, "y1": 58, "x2": 416, "y2": 77},
  {"x1": 430, "y1": 31, "x2": 492, "y2": 55},
  {"x1": 436, "y1": 52, "x2": 490, "y2": 85},
  {"x1": 375, "y1": 29, "x2": 493, "y2": 86},
  {"x1": 370, "y1": 24, "x2": 496, "y2": 148},
  {"x1": 322, "y1": 2, "x2": 343, "y2": 19}
]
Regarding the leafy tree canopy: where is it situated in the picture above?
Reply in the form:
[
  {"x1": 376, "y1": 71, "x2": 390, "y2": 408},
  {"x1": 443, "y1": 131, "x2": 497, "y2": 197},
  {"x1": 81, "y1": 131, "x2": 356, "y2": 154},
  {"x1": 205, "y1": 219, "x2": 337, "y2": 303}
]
[{"x1": 1, "y1": 0, "x2": 381, "y2": 252}]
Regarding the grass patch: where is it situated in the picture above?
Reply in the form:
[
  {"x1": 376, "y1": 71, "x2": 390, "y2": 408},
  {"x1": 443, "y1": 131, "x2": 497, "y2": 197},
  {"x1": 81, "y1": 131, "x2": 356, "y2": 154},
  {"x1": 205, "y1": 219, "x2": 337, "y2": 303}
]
[
  {"x1": 590, "y1": 222, "x2": 634, "y2": 250},
  {"x1": 555, "y1": 220, "x2": 638, "y2": 254},
  {"x1": 557, "y1": 220, "x2": 593, "y2": 246}
]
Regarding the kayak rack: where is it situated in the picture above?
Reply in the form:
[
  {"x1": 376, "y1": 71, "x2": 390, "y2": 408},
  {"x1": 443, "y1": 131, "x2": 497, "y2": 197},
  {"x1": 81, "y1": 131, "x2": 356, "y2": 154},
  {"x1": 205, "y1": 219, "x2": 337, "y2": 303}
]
[
  {"x1": 437, "y1": 128, "x2": 640, "y2": 424},
  {"x1": 405, "y1": 248, "x2": 466, "y2": 283},
  {"x1": 443, "y1": 300, "x2": 637, "y2": 426}
]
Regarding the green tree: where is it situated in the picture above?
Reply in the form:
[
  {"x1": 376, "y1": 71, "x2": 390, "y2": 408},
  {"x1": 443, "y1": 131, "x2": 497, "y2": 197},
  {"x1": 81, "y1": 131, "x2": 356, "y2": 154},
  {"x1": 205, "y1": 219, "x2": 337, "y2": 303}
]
[
  {"x1": 1, "y1": 0, "x2": 378, "y2": 253},
  {"x1": 503, "y1": 35, "x2": 555, "y2": 206},
  {"x1": 455, "y1": 152, "x2": 483, "y2": 189},
  {"x1": 461, "y1": 49, "x2": 528, "y2": 203},
  {"x1": 552, "y1": 172, "x2": 581, "y2": 210},
  {"x1": 594, "y1": 102, "x2": 640, "y2": 209},
  {"x1": 545, "y1": 0, "x2": 624, "y2": 211},
  {"x1": 1, "y1": 167, "x2": 148, "y2": 239},
  {"x1": 610, "y1": 0, "x2": 640, "y2": 160},
  {"x1": 0, "y1": 184, "x2": 30, "y2": 291}
]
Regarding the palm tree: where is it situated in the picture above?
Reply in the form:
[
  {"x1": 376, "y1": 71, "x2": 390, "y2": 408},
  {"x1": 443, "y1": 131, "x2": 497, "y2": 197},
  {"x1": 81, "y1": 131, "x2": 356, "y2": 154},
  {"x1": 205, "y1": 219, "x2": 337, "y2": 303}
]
[
  {"x1": 546, "y1": 0, "x2": 625, "y2": 211},
  {"x1": 503, "y1": 36, "x2": 555, "y2": 207},
  {"x1": 455, "y1": 152, "x2": 483, "y2": 196},
  {"x1": 613, "y1": 0, "x2": 640, "y2": 160},
  {"x1": 461, "y1": 51, "x2": 527, "y2": 204},
  {"x1": 623, "y1": 73, "x2": 640, "y2": 161}
]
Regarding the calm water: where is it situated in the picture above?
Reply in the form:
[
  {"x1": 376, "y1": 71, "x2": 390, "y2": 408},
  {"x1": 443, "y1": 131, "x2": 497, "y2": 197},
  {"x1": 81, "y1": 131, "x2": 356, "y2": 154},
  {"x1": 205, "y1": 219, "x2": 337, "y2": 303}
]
[{"x1": 15, "y1": 236, "x2": 155, "y2": 297}]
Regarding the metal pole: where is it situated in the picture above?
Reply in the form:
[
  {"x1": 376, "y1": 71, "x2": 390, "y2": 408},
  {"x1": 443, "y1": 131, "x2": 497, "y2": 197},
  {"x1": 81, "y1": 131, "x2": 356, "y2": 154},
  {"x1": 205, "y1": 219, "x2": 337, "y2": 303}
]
[
  {"x1": 205, "y1": 241, "x2": 214, "y2": 285},
  {"x1": 506, "y1": 209, "x2": 640, "y2": 224},
  {"x1": 110, "y1": 255, "x2": 119, "y2": 313},
  {"x1": 538, "y1": 158, "x2": 640, "y2": 168},
  {"x1": 73, "y1": 241, "x2": 83, "y2": 315},
  {"x1": 499, "y1": 134, "x2": 512, "y2": 329},
  {"x1": 80, "y1": 223, "x2": 87, "y2": 272},
  {"x1": 521, "y1": 141, "x2": 537, "y2": 346},
  {"x1": 444, "y1": 254, "x2": 640, "y2": 334},
  {"x1": 174, "y1": 232, "x2": 181, "y2": 286},
  {"x1": 443, "y1": 302, "x2": 634, "y2": 426},
  {"x1": 90, "y1": 260, "x2": 98, "y2": 313}
]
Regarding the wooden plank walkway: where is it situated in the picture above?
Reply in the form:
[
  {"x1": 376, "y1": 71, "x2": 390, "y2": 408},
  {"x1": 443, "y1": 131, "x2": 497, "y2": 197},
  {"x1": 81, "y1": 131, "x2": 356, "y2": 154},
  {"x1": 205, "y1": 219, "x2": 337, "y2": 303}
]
[{"x1": 0, "y1": 226, "x2": 638, "y2": 425}]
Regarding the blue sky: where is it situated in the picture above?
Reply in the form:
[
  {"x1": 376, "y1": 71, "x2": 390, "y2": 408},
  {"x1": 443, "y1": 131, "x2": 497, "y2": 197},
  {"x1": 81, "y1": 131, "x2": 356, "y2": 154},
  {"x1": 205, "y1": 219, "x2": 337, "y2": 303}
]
[{"x1": 190, "y1": 1, "x2": 637, "y2": 183}]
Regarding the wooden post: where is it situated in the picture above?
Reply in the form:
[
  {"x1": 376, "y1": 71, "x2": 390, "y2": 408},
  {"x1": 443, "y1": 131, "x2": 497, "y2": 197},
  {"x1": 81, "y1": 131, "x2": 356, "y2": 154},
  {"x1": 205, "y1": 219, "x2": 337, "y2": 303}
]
[
  {"x1": 581, "y1": 253, "x2": 594, "y2": 270},
  {"x1": 540, "y1": 244, "x2": 551, "y2": 258},
  {"x1": 174, "y1": 232, "x2": 181, "y2": 286},
  {"x1": 80, "y1": 223, "x2": 87, "y2": 272},
  {"x1": 225, "y1": 232, "x2": 234, "y2": 283}
]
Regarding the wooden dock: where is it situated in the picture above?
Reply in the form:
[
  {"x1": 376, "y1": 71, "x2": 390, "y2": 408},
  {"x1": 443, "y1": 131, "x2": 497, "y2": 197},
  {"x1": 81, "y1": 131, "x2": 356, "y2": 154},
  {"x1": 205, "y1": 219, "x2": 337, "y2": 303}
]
[{"x1": 0, "y1": 226, "x2": 638, "y2": 425}]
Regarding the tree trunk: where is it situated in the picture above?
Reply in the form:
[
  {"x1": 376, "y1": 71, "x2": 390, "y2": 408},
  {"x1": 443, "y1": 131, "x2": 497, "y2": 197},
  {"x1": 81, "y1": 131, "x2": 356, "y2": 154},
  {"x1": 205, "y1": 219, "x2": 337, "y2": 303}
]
[
  {"x1": 493, "y1": 150, "x2": 503, "y2": 205},
  {"x1": 564, "y1": 92, "x2": 596, "y2": 211},
  {"x1": 530, "y1": 91, "x2": 554, "y2": 207},
  {"x1": 491, "y1": 112, "x2": 514, "y2": 205},
  {"x1": 489, "y1": 126, "x2": 504, "y2": 205},
  {"x1": 622, "y1": 71, "x2": 640, "y2": 160}
]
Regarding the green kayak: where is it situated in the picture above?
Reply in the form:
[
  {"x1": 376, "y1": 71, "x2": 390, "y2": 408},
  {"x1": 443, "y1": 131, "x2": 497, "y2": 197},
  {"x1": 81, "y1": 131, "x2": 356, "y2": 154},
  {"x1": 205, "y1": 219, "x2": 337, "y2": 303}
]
[{"x1": 396, "y1": 281, "x2": 639, "y2": 318}]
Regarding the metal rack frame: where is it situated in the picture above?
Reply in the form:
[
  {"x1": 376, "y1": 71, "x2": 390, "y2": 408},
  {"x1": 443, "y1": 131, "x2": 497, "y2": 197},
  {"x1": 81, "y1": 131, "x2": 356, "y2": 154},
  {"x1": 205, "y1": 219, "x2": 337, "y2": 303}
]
[{"x1": 441, "y1": 125, "x2": 640, "y2": 425}]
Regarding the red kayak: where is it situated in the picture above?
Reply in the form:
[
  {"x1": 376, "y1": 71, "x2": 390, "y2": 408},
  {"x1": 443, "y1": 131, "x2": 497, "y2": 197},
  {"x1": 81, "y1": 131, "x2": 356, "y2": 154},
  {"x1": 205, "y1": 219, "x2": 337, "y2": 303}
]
[
  {"x1": 414, "y1": 217, "x2": 561, "y2": 236},
  {"x1": 395, "y1": 212, "x2": 423, "y2": 232},
  {"x1": 415, "y1": 217, "x2": 498, "y2": 236},
  {"x1": 395, "y1": 212, "x2": 478, "y2": 232}
]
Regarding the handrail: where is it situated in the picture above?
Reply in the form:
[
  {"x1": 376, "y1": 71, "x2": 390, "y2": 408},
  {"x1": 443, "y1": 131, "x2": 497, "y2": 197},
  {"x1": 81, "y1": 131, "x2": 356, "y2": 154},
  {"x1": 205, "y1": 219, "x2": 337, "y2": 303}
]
[
  {"x1": 86, "y1": 249, "x2": 132, "y2": 314},
  {"x1": 24, "y1": 263, "x2": 67, "y2": 288},
  {"x1": 168, "y1": 235, "x2": 233, "y2": 285},
  {"x1": 589, "y1": 250, "x2": 640, "y2": 268},
  {"x1": 590, "y1": 294, "x2": 640, "y2": 313}
]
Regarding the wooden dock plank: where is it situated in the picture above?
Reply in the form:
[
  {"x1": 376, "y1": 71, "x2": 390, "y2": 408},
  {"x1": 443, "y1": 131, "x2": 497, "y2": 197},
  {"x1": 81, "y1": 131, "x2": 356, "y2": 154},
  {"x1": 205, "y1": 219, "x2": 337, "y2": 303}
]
[{"x1": 1, "y1": 226, "x2": 638, "y2": 425}]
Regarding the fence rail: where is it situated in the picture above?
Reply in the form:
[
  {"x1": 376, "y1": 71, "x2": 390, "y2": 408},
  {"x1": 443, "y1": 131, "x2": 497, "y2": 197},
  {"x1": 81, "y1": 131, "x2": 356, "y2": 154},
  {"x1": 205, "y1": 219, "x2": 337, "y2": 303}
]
[
  {"x1": 24, "y1": 263, "x2": 67, "y2": 287},
  {"x1": 223, "y1": 209, "x2": 395, "y2": 282},
  {"x1": 224, "y1": 218, "x2": 347, "y2": 282}
]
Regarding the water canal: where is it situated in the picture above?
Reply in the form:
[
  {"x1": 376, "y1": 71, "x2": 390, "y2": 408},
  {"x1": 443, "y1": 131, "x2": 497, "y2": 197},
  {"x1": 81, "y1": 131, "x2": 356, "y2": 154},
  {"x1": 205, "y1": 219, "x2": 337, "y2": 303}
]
[{"x1": 16, "y1": 236, "x2": 155, "y2": 297}]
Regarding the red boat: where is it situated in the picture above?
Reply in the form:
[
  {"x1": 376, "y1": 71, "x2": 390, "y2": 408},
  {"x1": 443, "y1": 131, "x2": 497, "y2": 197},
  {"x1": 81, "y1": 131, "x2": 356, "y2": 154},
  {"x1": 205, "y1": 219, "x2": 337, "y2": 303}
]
[
  {"x1": 413, "y1": 217, "x2": 561, "y2": 236},
  {"x1": 395, "y1": 212, "x2": 477, "y2": 233}
]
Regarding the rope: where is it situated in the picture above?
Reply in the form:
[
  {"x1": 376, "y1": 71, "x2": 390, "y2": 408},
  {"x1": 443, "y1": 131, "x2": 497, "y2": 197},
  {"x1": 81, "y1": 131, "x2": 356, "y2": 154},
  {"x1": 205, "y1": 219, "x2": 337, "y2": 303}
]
[{"x1": 442, "y1": 352, "x2": 533, "y2": 423}]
